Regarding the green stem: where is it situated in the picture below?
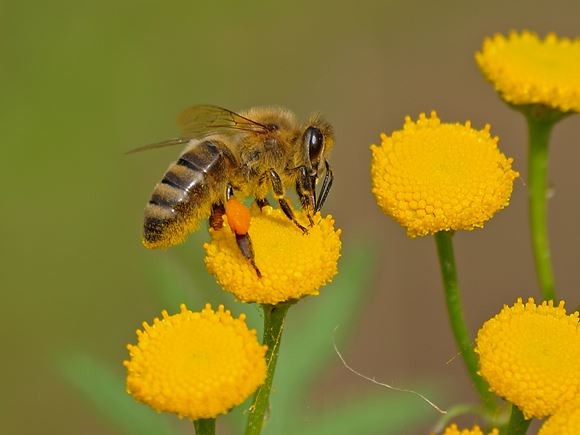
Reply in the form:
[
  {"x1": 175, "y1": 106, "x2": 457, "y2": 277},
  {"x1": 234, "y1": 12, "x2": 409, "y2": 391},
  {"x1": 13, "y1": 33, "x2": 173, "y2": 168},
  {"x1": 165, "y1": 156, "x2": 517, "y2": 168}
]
[
  {"x1": 505, "y1": 405, "x2": 530, "y2": 435},
  {"x1": 526, "y1": 113, "x2": 558, "y2": 302},
  {"x1": 245, "y1": 302, "x2": 292, "y2": 435},
  {"x1": 434, "y1": 231, "x2": 496, "y2": 411},
  {"x1": 193, "y1": 418, "x2": 215, "y2": 435}
]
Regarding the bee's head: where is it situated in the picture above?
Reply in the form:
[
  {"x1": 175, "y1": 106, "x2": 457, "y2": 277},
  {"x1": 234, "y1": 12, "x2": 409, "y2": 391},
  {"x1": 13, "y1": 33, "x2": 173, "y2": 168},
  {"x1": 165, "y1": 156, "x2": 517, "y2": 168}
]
[{"x1": 302, "y1": 116, "x2": 334, "y2": 177}]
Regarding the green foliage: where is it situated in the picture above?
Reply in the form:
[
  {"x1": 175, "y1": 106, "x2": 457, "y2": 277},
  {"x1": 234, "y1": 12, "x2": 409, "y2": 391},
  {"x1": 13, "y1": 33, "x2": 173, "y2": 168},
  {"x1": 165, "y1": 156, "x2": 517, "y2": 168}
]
[
  {"x1": 57, "y1": 353, "x2": 175, "y2": 435},
  {"x1": 58, "y1": 238, "x2": 442, "y2": 434},
  {"x1": 287, "y1": 393, "x2": 439, "y2": 435}
]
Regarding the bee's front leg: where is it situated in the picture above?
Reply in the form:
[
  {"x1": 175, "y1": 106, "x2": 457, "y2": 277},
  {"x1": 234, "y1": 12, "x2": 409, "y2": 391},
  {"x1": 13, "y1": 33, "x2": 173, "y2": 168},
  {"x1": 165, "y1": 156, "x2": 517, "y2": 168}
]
[
  {"x1": 294, "y1": 166, "x2": 316, "y2": 226},
  {"x1": 315, "y1": 160, "x2": 333, "y2": 212}
]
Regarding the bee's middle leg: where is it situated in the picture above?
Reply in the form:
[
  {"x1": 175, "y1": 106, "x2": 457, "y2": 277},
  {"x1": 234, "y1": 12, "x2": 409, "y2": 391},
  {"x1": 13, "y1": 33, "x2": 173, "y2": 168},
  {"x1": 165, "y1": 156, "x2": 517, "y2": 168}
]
[
  {"x1": 254, "y1": 173, "x2": 271, "y2": 211},
  {"x1": 266, "y1": 168, "x2": 308, "y2": 233},
  {"x1": 255, "y1": 197, "x2": 271, "y2": 210}
]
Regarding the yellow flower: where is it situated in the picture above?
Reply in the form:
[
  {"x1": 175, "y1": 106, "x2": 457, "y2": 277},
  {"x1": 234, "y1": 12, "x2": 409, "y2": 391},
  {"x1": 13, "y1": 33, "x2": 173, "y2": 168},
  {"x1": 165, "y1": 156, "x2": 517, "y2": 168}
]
[
  {"x1": 124, "y1": 304, "x2": 267, "y2": 420},
  {"x1": 475, "y1": 298, "x2": 580, "y2": 419},
  {"x1": 476, "y1": 31, "x2": 580, "y2": 113},
  {"x1": 370, "y1": 112, "x2": 518, "y2": 237},
  {"x1": 539, "y1": 399, "x2": 580, "y2": 434},
  {"x1": 441, "y1": 423, "x2": 499, "y2": 435},
  {"x1": 204, "y1": 206, "x2": 341, "y2": 304}
]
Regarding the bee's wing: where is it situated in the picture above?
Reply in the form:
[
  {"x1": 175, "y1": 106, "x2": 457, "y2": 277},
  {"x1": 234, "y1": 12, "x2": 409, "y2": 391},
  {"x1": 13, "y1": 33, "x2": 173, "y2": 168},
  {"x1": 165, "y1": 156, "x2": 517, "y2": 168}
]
[
  {"x1": 178, "y1": 105, "x2": 269, "y2": 138},
  {"x1": 126, "y1": 106, "x2": 269, "y2": 154},
  {"x1": 125, "y1": 138, "x2": 191, "y2": 154}
]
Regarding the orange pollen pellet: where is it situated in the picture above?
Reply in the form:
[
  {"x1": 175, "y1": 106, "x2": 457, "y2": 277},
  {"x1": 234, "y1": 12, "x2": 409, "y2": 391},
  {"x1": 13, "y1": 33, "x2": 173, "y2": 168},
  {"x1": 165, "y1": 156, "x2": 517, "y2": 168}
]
[{"x1": 225, "y1": 198, "x2": 251, "y2": 235}]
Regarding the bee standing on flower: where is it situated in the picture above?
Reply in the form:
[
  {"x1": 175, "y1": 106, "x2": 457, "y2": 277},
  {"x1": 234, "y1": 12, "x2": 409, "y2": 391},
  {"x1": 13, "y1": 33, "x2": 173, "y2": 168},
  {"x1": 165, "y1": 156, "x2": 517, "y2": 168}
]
[{"x1": 130, "y1": 105, "x2": 335, "y2": 276}]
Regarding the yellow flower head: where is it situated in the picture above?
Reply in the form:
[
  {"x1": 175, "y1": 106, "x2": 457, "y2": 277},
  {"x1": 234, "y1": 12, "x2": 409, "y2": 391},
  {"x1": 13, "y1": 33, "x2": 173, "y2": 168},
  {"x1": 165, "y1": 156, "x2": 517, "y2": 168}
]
[
  {"x1": 441, "y1": 423, "x2": 499, "y2": 435},
  {"x1": 475, "y1": 298, "x2": 580, "y2": 419},
  {"x1": 204, "y1": 206, "x2": 341, "y2": 304},
  {"x1": 124, "y1": 304, "x2": 267, "y2": 420},
  {"x1": 370, "y1": 112, "x2": 518, "y2": 237},
  {"x1": 539, "y1": 399, "x2": 580, "y2": 434},
  {"x1": 476, "y1": 31, "x2": 580, "y2": 113}
]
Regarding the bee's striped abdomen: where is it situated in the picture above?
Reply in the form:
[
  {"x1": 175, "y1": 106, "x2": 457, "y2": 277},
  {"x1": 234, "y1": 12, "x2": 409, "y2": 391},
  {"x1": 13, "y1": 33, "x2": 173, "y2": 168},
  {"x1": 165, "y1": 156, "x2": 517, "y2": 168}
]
[{"x1": 143, "y1": 140, "x2": 232, "y2": 248}]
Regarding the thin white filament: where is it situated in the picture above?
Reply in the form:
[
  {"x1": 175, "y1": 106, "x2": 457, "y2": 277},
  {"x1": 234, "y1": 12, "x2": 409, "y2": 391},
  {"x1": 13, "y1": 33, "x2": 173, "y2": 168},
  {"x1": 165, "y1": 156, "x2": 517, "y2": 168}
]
[{"x1": 332, "y1": 329, "x2": 447, "y2": 415}]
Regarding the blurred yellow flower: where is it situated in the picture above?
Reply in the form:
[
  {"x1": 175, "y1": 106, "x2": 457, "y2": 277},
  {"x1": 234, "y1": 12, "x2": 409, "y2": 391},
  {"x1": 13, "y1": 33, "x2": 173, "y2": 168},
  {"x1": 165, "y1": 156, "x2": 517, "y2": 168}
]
[
  {"x1": 475, "y1": 298, "x2": 580, "y2": 419},
  {"x1": 476, "y1": 31, "x2": 580, "y2": 113},
  {"x1": 124, "y1": 304, "x2": 267, "y2": 420},
  {"x1": 370, "y1": 112, "x2": 518, "y2": 237},
  {"x1": 441, "y1": 423, "x2": 499, "y2": 435},
  {"x1": 539, "y1": 399, "x2": 580, "y2": 434},
  {"x1": 205, "y1": 206, "x2": 341, "y2": 304}
]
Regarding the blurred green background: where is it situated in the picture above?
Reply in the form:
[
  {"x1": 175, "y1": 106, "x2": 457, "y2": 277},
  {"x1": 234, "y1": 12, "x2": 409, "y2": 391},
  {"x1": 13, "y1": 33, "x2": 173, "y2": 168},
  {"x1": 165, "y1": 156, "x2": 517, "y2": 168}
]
[{"x1": 3, "y1": 1, "x2": 580, "y2": 434}]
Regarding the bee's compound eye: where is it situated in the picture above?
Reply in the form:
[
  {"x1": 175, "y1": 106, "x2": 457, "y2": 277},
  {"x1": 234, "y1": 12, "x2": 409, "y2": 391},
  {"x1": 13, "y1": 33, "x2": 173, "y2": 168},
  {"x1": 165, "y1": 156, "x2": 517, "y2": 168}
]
[{"x1": 304, "y1": 127, "x2": 324, "y2": 161}]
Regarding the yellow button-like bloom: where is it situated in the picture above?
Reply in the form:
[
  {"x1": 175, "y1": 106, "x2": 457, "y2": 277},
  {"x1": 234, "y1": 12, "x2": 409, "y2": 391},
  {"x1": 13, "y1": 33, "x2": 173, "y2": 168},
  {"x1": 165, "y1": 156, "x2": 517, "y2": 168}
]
[
  {"x1": 370, "y1": 112, "x2": 518, "y2": 237},
  {"x1": 441, "y1": 423, "x2": 499, "y2": 435},
  {"x1": 475, "y1": 298, "x2": 580, "y2": 419},
  {"x1": 539, "y1": 399, "x2": 580, "y2": 434},
  {"x1": 476, "y1": 31, "x2": 580, "y2": 113},
  {"x1": 124, "y1": 304, "x2": 267, "y2": 420},
  {"x1": 205, "y1": 206, "x2": 341, "y2": 304}
]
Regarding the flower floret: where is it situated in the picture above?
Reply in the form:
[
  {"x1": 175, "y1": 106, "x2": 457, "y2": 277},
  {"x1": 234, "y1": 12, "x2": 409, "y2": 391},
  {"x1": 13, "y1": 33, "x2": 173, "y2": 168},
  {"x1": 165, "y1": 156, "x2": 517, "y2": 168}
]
[
  {"x1": 539, "y1": 399, "x2": 580, "y2": 434},
  {"x1": 476, "y1": 30, "x2": 580, "y2": 112},
  {"x1": 204, "y1": 206, "x2": 341, "y2": 304},
  {"x1": 124, "y1": 304, "x2": 267, "y2": 420},
  {"x1": 475, "y1": 298, "x2": 580, "y2": 419},
  {"x1": 442, "y1": 423, "x2": 499, "y2": 435},
  {"x1": 370, "y1": 112, "x2": 518, "y2": 237}
]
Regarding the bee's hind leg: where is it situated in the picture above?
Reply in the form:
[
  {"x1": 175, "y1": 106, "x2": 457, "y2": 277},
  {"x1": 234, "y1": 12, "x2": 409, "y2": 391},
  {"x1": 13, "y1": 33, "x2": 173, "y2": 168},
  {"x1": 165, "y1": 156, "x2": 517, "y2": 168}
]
[
  {"x1": 221, "y1": 186, "x2": 262, "y2": 278},
  {"x1": 234, "y1": 233, "x2": 261, "y2": 278},
  {"x1": 209, "y1": 202, "x2": 226, "y2": 230}
]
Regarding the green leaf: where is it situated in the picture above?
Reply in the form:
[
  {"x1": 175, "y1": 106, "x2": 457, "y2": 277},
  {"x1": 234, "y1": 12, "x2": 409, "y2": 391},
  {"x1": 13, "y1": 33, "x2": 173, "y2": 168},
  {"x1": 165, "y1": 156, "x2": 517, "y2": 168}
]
[
  {"x1": 149, "y1": 254, "x2": 203, "y2": 310},
  {"x1": 57, "y1": 353, "x2": 174, "y2": 435},
  {"x1": 147, "y1": 233, "x2": 227, "y2": 310},
  {"x1": 288, "y1": 390, "x2": 441, "y2": 435}
]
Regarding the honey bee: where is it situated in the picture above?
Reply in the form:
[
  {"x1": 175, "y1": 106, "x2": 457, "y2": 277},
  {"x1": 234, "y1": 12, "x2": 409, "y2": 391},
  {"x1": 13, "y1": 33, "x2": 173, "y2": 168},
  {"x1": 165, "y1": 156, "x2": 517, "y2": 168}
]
[{"x1": 132, "y1": 105, "x2": 334, "y2": 276}]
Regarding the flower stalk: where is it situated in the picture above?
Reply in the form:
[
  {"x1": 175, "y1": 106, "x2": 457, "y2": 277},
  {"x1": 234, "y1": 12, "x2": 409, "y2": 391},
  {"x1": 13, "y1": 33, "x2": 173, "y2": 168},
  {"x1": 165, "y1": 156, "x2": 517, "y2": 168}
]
[
  {"x1": 434, "y1": 231, "x2": 496, "y2": 411},
  {"x1": 523, "y1": 105, "x2": 567, "y2": 302},
  {"x1": 245, "y1": 302, "x2": 292, "y2": 435},
  {"x1": 194, "y1": 418, "x2": 216, "y2": 435}
]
